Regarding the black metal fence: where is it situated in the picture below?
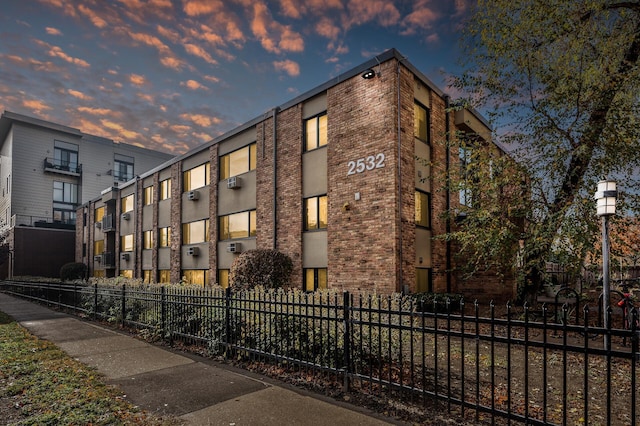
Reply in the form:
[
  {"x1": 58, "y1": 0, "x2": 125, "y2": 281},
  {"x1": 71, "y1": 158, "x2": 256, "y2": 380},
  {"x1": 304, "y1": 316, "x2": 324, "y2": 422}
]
[{"x1": 1, "y1": 280, "x2": 638, "y2": 425}]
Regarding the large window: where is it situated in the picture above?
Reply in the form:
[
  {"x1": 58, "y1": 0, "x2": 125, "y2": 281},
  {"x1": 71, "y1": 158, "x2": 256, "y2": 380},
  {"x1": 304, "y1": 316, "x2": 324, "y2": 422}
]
[
  {"x1": 159, "y1": 270, "x2": 171, "y2": 284},
  {"x1": 182, "y1": 269, "x2": 209, "y2": 286},
  {"x1": 143, "y1": 186, "x2": 154, "y2": 205},
  {"x1": 159, "y1": 227, "x2": 171, "y2": 247},
  {"x1": 304, "y1": 268, "x2": 327, "y2": 292},
  {"x1": 218, "y1": 269, "x2": 230, "y2": 289},
  {"x1": 415, "y1": 190, "x2": 431, "y2": 228},
  {"x1": 219, "y1": 210, "x2": 256, "y2": 240},
  {"x1": 94, "y1": 240, "x2": 104, "y2": 255},
  {"x1": 304, "y1": 113, "x2": 327, "y2": 151},
  {"x1": 95, "y1": 206, "x2": 105, "y2": 223},
  {"x1": 143, "y1": 230, "x2": 153, "y2": 249},
  {"x1": 414, "y1": 102, "x2": 430, "y2": 144},
  {"x1": 160, "y1": 179, "x2": 171, "y2": 200},
  {"x1": 53, "y1": 181, "x2": 78, "y2": 224},
  {"x1": 120, "y1": 270, "x2": 133, "y2": 278},
  {"x1": 53, "y1": 140, "x2": 79, "y2": 171},
  {"x1": 183, "y1": 163, "x2": 210, "y2": 191},
  {"x1": 114, "y1": 154, "x2": 134, "y2": 182},
  {"x1": 121, "y1": 194, "x2": 134, "y2": 213},
  {"x1": 304, "y1": 195, "x2": 327, "y2": 231},
  {"x1": 182, "y1": 219, "x2": 210, "y2": 244},
  {"x1": 220, "y1": 143, "x2": 257, "y2": 180},
  {"x1": 143, "y1": 270, "x2": 154, "y2": 284},
  {"x1": 121, "y1": 234, "x2": 134, "y2": 252}
]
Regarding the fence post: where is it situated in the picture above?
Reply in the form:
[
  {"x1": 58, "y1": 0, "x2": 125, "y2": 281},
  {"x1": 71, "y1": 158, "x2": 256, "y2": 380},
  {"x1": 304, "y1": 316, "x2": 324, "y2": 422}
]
[
  {"x1": 225, "y1": 287, "x2": 231, "y2": 359},
  {"x1": 343, "y1": 291, "x2": 351, "y2": 392},
  {"x1": 93, "y1": 283, "x2": 98, "y2": 320},
  {"x1": 161, "y1": 286, "x2": 166, "y2": 341},
  {"x1": 121, "y1": 284, "x2": 126, "y2": 327}
]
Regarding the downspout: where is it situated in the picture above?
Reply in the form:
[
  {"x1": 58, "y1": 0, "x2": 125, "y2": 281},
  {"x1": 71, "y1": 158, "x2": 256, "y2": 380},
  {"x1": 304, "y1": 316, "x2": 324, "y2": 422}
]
[
  {"x1": 272, "y1": 107, "x2": 279, "y2": 250},
  {"x1": 396, "y1": 60, "x2": 404, "y2": 293},
  {"x1": 444, "y1": 95, "x2": 452, "y2": 293}
]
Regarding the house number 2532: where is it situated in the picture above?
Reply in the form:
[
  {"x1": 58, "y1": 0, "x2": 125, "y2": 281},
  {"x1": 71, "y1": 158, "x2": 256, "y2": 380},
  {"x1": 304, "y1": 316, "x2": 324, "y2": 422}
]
[{"x1": 347, "y1": 153, "x2": 386, "y2": 176}]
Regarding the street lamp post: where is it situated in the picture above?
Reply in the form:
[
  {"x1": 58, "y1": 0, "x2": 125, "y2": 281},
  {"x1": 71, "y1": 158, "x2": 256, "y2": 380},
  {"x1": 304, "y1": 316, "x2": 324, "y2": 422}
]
[{"x1": 594, "y1": 179, "x2": 617, "y2": 351}]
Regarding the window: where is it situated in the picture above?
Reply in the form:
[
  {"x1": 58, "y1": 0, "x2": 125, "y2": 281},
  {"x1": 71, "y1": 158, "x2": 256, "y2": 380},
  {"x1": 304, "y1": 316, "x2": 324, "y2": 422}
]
[
  {"x1": 121, "y1": 234, "x2": 134, "y2": 252},
  {"x1": 305, "y1": 113, "x2": 327, "y2": 151},
  {"x1": 143, "y1": 270, "x2": 154, "y2": 284},
  {"x1": 114, "y1": 154, "x2": 134, "y2": 182},
  {"x1": 159, "y1": 270, "x2": 171, "y2": 284},
  {"x1": 304, "y1": 195, "x2": 327, "y2": 231},
  {"x1": 95, "y1": 206, "x2": 105, "y2": 223},
  {"x1": 54, "y1": 140, "x2": 79, "y2": 171},
  {"x1": 304, "y1": 268, "x2": 327, "y2": 292},
  {"x1": 414, "y1": 102, "x2": 430, "y2": 144},
  {"x1": 219, "y1": 210, "x2": 256, "y2": 240},
  {"x1": 93, "y1": 270, "x2": 106, "y2": 278},
  {"x1": 160, "y1": 179, "x2": 171, "y2": 200},
  {"x1": 183, "y1": 163, "x2": 210, "y2": 191},
  {"x1": 94, "y1": 240, "x2": 104, "y2": 255},
  {"x1": 220, "y1": 143, "x2": 257, "y2": 180},
  {"x1": 143, "y1": 186, "x2": 154, "y2": 205},
  {"x1": 143, "y1": 230, "x2": 153, "y2": 249},
  {"x1": 120, "y1": 270, "x2": 133, "y2": 279},
  {"x1": 182, "y1": 219, "x2": 210, "y2": 244},
  {"x1": 53, "y1": 181, "x2": 78, "y2": 224},
  {"x1": 416, "y1": 268, "x2": 432, "y2": 293},
  {"x1": 218, "y1": 269, "x2": 230, "y2": 289},
  {"x1": 415, "y1": 190, "x2": 431, "y2": 228},
  {"x1": 182, "y1": 269, "x2": 209, "y2": 286},
  {"x1": 459, "y1": 146, "x2": 473, "y2": 207},
  {"x1": 121, "y1": 194, "x2": 134, "y2": 213},
  {"x1": 159, "y1": 227, "x2": 171, "y2": 247}
]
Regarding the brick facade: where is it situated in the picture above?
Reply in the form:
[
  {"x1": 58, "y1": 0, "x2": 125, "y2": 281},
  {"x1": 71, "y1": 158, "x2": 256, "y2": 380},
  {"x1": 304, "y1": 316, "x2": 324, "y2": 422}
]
[{"x1": 76, "y1": 49, "x2": 514, "y2": 301}]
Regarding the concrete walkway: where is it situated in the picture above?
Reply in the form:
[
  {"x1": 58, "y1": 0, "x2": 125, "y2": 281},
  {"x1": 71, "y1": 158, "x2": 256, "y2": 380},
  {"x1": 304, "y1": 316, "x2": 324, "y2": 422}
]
[{"x1": 0, "y1": 293, "x2": 399, "y2": 425}]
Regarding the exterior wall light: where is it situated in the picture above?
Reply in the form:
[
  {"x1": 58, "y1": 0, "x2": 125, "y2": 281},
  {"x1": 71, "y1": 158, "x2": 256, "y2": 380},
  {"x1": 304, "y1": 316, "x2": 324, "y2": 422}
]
[{"x1": 361, "y1": 69, "x2": 376, "y2": 79}]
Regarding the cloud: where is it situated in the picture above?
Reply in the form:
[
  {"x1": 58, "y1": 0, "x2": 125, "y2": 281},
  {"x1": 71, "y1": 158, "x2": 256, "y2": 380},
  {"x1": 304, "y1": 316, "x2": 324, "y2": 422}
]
[
  {"x1": 101, "y1": 119, "x2": 144, "y2": 140},
  {"x1": 315, "y1": 17, "x2": 341, "y2": 41},
  {"x1": 77, "y1": 4, "x2": 108, "y2": 29},
  {"x1": 184, "y1": 43, "x2": 218, "y2": 65},
  {"x1": 22, "y1": 99, "x2": 51, "y2": 113},
  {"x1": 401, "y1": 1, "x2": 440, "y2": 35},
  {"x1": 179, "y1": 113, "x2": 221, "y2": 127},
  {"x1": 129, "y1": 73, "x2": 147, "y2": 86},
  {"x1": 45, "y1": 27, "x2": 62, "y2": 36},
  {"x1": 128, "y1": 30, "x2": 186, "y2": 70},
  {"x1": 203, "y1": 74, "x2": 220, "y2": 83},
  {"x1": 183, "y1": 0, "x2": 223, "y2": 16},
  {"x1": 273, "y1": 59, "x2": 300, "y2": 77},
  {"x1": 34, "y1": 40, "x2": 90, "y2": 68},
  {"x1": 192, "y1": 131, "x2": 212, "y2": 142},
  {"x1": 344, "y1": 0, "x2": 401, "y2": 28},
  {"x1": 77, "y1": 107, "x2": 119, "y2": 116},
  {"x1": 67, "y1": 89, "x2": 92, "y2": 100},
  {"x1": 137, "y1": 93, "x2": 155, "y2": 103},
  {"x1": 250, "y1": 3, "x2": 304, "y2": 54},
  {"x1": 180, "y1": 80, "x2": 208, "y2": 91}
]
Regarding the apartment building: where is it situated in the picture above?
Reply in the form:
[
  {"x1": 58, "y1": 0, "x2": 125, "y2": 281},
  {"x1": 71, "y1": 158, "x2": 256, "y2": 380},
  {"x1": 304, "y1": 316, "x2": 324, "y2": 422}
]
[
  {"x1": 76, "y1": 49, "x2": 514, "y2": 301},
  {"x1": 0, "y1": 111, "x2": 175, "y2": 277}
]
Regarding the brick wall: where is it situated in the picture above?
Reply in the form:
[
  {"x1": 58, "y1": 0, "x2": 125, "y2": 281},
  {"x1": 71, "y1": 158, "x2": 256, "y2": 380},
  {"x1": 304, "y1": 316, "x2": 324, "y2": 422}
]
[
  {"x1": 208, "y1": 145, "x2": 218, "y2": 284},
  {"x1": 170, "y1": 162, "x2": 182, "y2": 284}
]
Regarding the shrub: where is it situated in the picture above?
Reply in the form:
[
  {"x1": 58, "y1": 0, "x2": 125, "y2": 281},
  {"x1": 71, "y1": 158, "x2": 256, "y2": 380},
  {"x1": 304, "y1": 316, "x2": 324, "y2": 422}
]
[
  {"x1": 230, "y1": 249, "x2": 293, "y2": 291},
  {"x1": 60, "y1": 262, "x2": 87, "y2": 281}
]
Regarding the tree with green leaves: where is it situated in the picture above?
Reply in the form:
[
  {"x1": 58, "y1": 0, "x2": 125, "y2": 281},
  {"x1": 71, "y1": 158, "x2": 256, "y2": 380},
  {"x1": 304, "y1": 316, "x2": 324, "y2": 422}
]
[{"x1": 451, "y1": 0, "x2": 640, "y2": 302}]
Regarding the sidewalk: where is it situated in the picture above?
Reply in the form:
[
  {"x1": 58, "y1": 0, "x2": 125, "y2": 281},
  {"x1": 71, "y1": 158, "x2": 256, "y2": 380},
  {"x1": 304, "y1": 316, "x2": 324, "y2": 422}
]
[{"x1": 0, "y1": 293, "x2": 398, "y2": 426}]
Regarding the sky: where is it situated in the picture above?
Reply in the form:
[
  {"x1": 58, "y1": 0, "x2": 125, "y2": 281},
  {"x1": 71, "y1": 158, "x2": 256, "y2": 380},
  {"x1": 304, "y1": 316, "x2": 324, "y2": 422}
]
[{"x1": 0, "y1": 0, "x2": 473, "y2": 155}]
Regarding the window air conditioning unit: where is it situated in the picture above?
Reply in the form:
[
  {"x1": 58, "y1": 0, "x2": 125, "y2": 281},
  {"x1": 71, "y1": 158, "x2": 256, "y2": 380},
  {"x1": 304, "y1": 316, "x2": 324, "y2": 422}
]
[
  {"x1": 120, "y1": 253, "x2": 130, "y2": 261},
  {"x1": 95, "y1": 221, "x2": 102, "y2": 229},
  {"x1": 121, "y1": 212, "x2": 130, "y2": 220},
  {"x1": 226, "y1": 242, "x2": 241, "y2": 253},
  {"x1": 187, "y1": 190, "x2": 200, "y2": 201},
  {"x1": 187, "y1": 246, "x2": 200, "y2": 256},
  {"x1": 93, "y1": 255, "x2": 102, "y2": 262},
  {"x1": 227, "y1": 176, "x2": 241, "y2": 190}
]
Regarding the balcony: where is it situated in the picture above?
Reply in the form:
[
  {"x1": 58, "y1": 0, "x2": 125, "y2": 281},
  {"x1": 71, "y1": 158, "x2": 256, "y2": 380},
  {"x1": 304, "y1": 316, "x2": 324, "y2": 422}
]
[
  {"x1": 11, "y1": 214, "x2": 76, "y2": 230},
  {"x1": 44, "y1": 158, "x2": 82, "y2": 176}
]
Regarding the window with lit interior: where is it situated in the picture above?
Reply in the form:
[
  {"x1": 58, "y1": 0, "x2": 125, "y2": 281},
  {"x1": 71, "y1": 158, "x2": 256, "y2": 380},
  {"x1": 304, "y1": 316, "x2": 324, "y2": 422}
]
[
  {"x1": 143, "y1": 230, "x2": 153, "y2": 249},
  {"x1": 143, "y1": 186, "x2": 154, "y2": 205},
  {"x1": 304, "y1": 268, "x2": 327, "y2": 292},
  {"x1": 414, "y1": 102, "x2": 430, "y2": 144},
  {"x1": 220, "y1": 143, "x2": 257, "y2": 180},
  {"x1": 218, "y1": 269, "x2": 230, "y2": 289},
  {"x1": 159, "y1": 227, "x2": 171, "y2": 247},
  {"x1": 121, "y1": 194, "x2": 134, "y2": 213},
  {"x1": 415, "y1": 190, "x2": 431, "y2": 228},
  {"x1": 304, "y1": 195, "x2": 327, "y2": 231},
  {"x1": 182, "y1": 219, "x2": 209, "y2": 244},
  {"x1": 121, "y1": 234, "x2": 134, "y2": 252},
  {"x1": 219, "y1": 210, "x2": 256, "y2": 240},
  {"x1": 304, "y1": 113, "x2": 327, "y2": 151},
  {"x1": 183, "y1": 163, "x2": 210, "y2": 191},
  {"x1": 160, "y1": 179, "x2": 171, "y2": 200}
]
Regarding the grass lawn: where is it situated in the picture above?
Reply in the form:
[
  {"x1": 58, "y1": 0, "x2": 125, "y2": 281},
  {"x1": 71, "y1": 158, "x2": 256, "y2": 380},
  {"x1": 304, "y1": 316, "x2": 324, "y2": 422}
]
[{"x1": 0, "y1": 311, "x2": 181, "y2": 425}]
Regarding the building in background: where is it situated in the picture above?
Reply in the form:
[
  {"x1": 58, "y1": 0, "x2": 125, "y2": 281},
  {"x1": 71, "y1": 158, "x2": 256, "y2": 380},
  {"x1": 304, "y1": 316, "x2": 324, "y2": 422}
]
[
  {"x1": 76, "y1": 49, "x2": 514, "y2": 302},
  {"x1": 0, "y1": 111, "x2": 175, "y2": 278}
]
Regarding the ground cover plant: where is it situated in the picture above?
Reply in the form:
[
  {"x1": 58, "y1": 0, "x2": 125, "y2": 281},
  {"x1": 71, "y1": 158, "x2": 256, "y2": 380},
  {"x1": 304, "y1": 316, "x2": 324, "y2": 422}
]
[{"x1": 0, "y1": 310, "x2": 180, "y2": 425}]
